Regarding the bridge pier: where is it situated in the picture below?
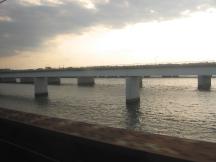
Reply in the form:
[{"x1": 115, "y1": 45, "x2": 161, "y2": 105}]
[
  {"x1": 20, "y1": 77, "x2": 34, "y2": 84},
  {"x1": 139, "y1": 77, "x2": 143, "y2": 88},
  {"x1": 126, "y1": 77, "x2": 140, "y2": 104},
  {"x1": 0, "y1": 78, "x2": 16, "y2": 83},
  {"x1": 78, "y1": 77, "x2": 95, "y2": 86},
  {"x1": 198, "y1": 75, "x2": 211, "y2": 91},
  {"x1": 48, "y1": 77, "x2": 61, "y2": 85},
  {"x1": 34, "y1": 77, "x2": 48, "y2": 97}
]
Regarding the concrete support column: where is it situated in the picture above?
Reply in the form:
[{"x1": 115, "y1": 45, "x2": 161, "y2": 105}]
[
  {"x1": 20, "y1": 77, "x2": 34, "y2": 84},
  {"x1": 0, "y1": 78, "x2": 16, "y2": 83},
  {"x1": 48, "y1": 77, "x2": 61, "y2": 85},
  {"x1": 34, "y1": 77, "x2": 48, "y2": 97},
  {"x1": 126, "y1": 77, "x2": 140, "y2": 104},
  {"x1": 139, "y1": 77, "x2": 143, "y2": 88},
  {"x1": 198, "y1": 75, "x2": 211, "y2": 91},
  {"x1": 78, "y1": 77, "x2": 95, "y2": 86}
]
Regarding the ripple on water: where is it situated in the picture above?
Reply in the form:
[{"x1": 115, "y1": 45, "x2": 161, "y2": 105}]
[{"x1": 0, "y1": 78, "x2": 216, "y2": 142}]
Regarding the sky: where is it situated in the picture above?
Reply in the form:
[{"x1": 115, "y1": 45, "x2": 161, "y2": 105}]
[{"x1": 0, "y1": 0, "x2": 216, "y2": 69}]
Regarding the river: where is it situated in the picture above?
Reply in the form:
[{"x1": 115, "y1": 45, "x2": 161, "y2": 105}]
[{"x1": 0, "y1": 78, "x2": 215, "y2": 142}]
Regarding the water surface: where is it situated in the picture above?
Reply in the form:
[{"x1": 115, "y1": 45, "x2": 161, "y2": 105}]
[{"x1": 0, "y1": 78, "x2": 215, "y2": 142}]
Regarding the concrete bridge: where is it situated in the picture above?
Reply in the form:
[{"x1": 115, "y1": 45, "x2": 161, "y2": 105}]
[{"x1": 0, "y1": 63, "x2": 215, "y2": 103}]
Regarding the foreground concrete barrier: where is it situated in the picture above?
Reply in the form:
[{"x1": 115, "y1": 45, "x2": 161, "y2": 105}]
[{"x1": 0, "y1": 107, "x2": 215, "y2": 162}]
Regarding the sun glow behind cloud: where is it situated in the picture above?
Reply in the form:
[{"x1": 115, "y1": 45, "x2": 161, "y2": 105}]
[
  {"x1": 1, "y1": 7, "x2": 216, "y2": 69},
  {"x1": 47, "y1": 9, "x2": 216, "y2": 65}
]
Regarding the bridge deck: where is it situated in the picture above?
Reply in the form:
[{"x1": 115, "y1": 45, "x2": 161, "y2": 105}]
[{"x1": 0, "y1": 63, "x2": 216, "y2": 78}]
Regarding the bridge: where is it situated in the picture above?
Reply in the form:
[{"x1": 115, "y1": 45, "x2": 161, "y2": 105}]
[{"x1": 0, "y1": 63, "x2": 215, "y2": 103}]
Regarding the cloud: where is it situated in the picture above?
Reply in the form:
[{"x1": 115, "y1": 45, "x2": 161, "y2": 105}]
[{"x1": 0, "y1": 0, "x2": 215, "y2": 57}]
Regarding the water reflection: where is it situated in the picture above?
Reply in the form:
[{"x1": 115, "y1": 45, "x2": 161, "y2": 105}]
[
  {"x1": 34, "y1": 96, "x2": 49, "y2": 106},
  {"x1": 125, "y1": 102, "x2": 141, "y2": 130}
]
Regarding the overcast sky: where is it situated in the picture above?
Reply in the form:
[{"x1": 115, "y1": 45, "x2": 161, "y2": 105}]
[{"x1": 0, "y1": 0, "x2": 216, "y2": 69}]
